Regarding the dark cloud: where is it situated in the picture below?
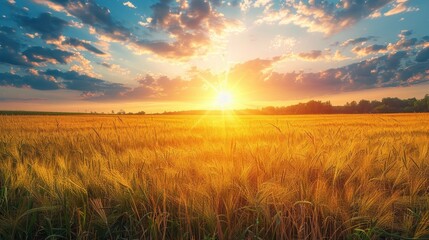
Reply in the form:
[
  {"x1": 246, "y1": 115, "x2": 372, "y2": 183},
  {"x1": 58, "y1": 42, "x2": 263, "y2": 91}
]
[
  {"x1": 0, "y1": 69, "x2": 129, "y2": 97},
  {"x1": 67, "y1": 1, "x2": 131, "y2": 41},
  {"x1": 350, "y1": 32, "x2": 425, "y2": 56},
  {"x1": 180, "y1": 0, "x2": 211, "y2": 29},
  {"x1": 0, "y1": 72, "x2": 60, "y2": 90},
  {"x1": 23, "y1": 46, "x2": 74, "y2": 64},
  {"x1": 0, "y1": 26, "x2": 15, "y2": 34},
  {"x1": 0, "y1": 31, "x2": 73, "y2": 67},
  {"x1": 150, "y1": 0, "x2": 172, "y2": 26},
  {"x1": 392, "y1": 37, "x2": 418, "y2": 50},
  {"x1": 415, "y1": 47, "x2": 429, "y2": 62},
  {"x1": 43, "y1": 70, "x2": 128, "y2": 94},
  {"x1": 352, "y1": 44, "x2": 387, "y2": 55},
  {"x1": 17, "y1": 13, "x2": 68, "y2": 40},
  {"x1": 37, "y1": 0, "x2": 131, "y2": 42},
  {"x1": 0, "y1": 31, "x2": 31, "y2": 66},
  {"x1": 62, "y1": 38, "x2": 105, "y2": 55},
  {"x1": 99, "y1": 62, "x2": 112, "y2": 68},
  {"x1": 399, "y1": 30, "x2": 413, "y2": 37},
  {"x1": 340, "y1": 36, "x2": 376, "y2": 47},
  {"x1": 385, "y1": 50, "x2": 407, "y2": 69}
]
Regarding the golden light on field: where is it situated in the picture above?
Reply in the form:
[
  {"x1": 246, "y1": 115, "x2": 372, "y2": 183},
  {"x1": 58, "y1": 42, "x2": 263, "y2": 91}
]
[{"x1": 1, "y1": 114, "x2": 429, "y2": 239}]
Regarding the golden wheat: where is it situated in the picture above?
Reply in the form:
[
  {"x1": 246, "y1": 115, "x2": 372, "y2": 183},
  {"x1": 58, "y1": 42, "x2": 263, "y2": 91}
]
[{"x1": 0, "y1": 114, "x2": 428, "y2": 239}]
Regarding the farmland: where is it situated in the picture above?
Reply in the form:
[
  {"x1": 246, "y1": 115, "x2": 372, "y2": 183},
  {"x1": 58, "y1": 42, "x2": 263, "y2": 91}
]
[{"x1": 0, "y1": 114, "x2": 429, "y2": 239}]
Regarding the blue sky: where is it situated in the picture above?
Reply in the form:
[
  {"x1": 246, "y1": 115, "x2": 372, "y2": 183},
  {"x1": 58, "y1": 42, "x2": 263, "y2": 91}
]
[{"x1": 0, "y1": 0, "x2": 428, "y2": 112}]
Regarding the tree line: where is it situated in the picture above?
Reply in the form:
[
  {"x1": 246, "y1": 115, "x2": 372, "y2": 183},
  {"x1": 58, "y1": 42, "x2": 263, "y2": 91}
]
[{"x1": 256, "y1": 94, "x2": 429, "y2": 114}]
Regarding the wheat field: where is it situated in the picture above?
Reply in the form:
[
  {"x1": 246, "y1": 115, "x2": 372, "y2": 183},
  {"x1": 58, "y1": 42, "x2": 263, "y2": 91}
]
[{"x1": 0, "y1": 114, "x2": 429, "y2": 239}]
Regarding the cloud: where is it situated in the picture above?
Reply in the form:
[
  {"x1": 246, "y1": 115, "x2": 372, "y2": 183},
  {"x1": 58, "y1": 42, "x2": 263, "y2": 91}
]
[
  {"x1": 399, "y1": 29, "x2": 413, "y2": 37},
  {"x1": 121, "y1": 75, "x2": 194, "y2": 100},
  {"x1": 229, "y1": 51, "x2": 428, "y2": 100},
  {"x1": 352, "y1": 44, "x2": 388, "y2": 56},
  {"x1": 0, "y1": 28, "x2": 78, "y2": 67},
  {"x1": 285, "y1": 50, "x2": 349, "y2": 61},
  {"x1": 2, "y1": 49, "x2": 428, "y2": 102},
  {"x1": 389, "y1": 37, "x2": 418, "y2": 51},
  {"x1": 62, "y1": 38, "x2": 105, "y2": 55},
  {"x1": 116, "y1": 71, "x2": 220, "y2": 101},
  {"x1": 257, "y1": 0, "x2": 394, "y2": 35},
  {"x1": 130, "y1": 0, "x2": 240, "y2": 59},
  {"x1": 350, "y1": 31, "x2": 424, "y2": 56},
  {"x1": 34, "y1": 0, "x2": 238, "y2": 59},
  {"x1": 23, "y1": 46, "x2": 74, "y2": 65},
  {"x1": 341, "y1": 36, "x2": 376, "y2": 47},
  {"x1": 43, "y1": 70, "x2": 128, "y2": 95},
  {"x1": 140, "y1": 51, "x2": 427, "y2": 102},
  {"x1": 415, "y1": 47, "x2": 429, "y2": 62},
  {"x1": 384, "y1": 0, "x2": 419, "y2": 16},
  {"x1": 98, "y1": 62, "x2": 130, "y2": 75},
  {"x1": 0, "y1": 30, "x2": 32, "y2": 66},
  {"x1": 368, "y1": 10, "x2": 382, "y2": 18},
  {"x1": 123, "y1": 1, "x2": 136, "y2": 9},
  {"x1": 298, "y1": 50, "x2": 323, "y2": 60},
  {"x1": 35, "y1": 0, "x2": 131, "y2": 42},
  {"x1": 0, "y1": 72, "x2": 60, "y2": 90},
  {"x1": 0, "y1": 26, "x2": 15, "y2": 34},
  {"x1": 0, "y1": 69, "x2": 129, "y2": 97},
  {"x1": 133, "y1": 37, "x2": 210, "y2": 60},
  {"x1": 17, "y1": 13, "x2": 68, "y2": 40}
]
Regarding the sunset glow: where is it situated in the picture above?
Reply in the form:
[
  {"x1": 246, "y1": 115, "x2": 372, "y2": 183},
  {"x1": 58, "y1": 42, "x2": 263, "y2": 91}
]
[
  {"x1": 214, "y1": 89, "x2": 234, "y2": 109},
  {"x1": 0, "y1": 0, "x2": 428, "y2": 113}
]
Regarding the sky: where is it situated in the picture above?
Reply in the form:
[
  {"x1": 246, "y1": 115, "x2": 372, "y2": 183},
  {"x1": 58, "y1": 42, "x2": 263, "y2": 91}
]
[{"x1": 0, "y1": 0, "x2": 428, "y2": 113}]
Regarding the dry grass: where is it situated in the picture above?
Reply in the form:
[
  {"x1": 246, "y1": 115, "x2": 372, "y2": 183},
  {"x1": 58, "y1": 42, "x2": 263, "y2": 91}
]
[{"x1": 0, "y1": 114, "x2": 429, "y2": 239}]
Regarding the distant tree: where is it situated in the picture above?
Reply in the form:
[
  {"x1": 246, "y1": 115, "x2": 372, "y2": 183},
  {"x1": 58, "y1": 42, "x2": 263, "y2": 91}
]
[
  {"x1": 357, "y1": 100, "x2": 371, "y2": 113},
  {"x1": 373, "y1": 104, "x2": 387, "y2": 113},
  {"x1": 262, "y1": 106, "x2": 276, "y2": 114},
  {"x1": 369, "y1": 100, "x2": 382, "y2": 112},
  {"x1": 425, "y1": 94, "x2": 429, "y2": 111}
]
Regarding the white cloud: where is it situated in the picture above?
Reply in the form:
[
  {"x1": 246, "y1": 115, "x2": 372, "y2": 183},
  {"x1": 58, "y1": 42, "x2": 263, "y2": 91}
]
[
  {"x1": 123, "y1": 1, "x2": 136, "y2": 9},
  {"x1": 257, "y1": 0, "x2": 396, "y2": 35},
  {"x1": 138, "y1": 17, "x2": 152, "y2": 27},
  {"x1": 384, "y1": 0, "x2": 419, "y2": 16}
]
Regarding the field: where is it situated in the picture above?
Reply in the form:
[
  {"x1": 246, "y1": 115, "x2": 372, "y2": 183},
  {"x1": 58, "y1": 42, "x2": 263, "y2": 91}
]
[{"x1": 0, "y1": 114, "x2": 429, "y2": 239}]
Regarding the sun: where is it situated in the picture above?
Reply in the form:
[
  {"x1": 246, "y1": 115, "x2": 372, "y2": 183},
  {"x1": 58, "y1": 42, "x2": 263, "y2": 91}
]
[{"x1": 215, "y1": 90, "x2": 234, "y2": 109}]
